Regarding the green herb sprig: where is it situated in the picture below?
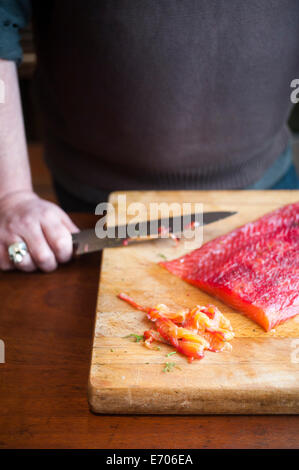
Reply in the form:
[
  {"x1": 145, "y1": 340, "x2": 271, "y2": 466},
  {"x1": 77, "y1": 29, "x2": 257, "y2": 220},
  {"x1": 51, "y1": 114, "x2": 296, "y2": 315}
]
[
  {"x1": 163, "y1": 362, "x2": 176, "y2": 373},
  {"x1": 166, "y1": 351, "x2": 177, "y2": 357},
  {"x1": 124, "y1": 333, "x2": 144, "y2": 343}
]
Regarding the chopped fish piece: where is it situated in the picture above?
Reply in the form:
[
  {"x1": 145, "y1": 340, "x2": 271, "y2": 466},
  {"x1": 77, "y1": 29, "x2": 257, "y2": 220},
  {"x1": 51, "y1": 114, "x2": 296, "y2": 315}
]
[{"x1": 118, "y1": 293, "x2": 234, "y2": 362}]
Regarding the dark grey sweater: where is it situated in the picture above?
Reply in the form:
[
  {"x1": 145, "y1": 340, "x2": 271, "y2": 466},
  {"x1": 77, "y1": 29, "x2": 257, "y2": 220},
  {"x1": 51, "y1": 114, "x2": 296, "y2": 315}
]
[{"x1": 2, "y1": 1, "x2": 299, "y2": 200}]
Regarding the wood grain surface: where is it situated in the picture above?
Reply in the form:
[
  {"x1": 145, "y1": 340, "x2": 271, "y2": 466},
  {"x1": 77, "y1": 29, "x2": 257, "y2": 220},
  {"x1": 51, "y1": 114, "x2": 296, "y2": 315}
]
[
  {"x1": 1, "y1": 212, "x2": 299, "y2": 449},
  {"x1": 90, "y1": 191, "x2": 299, "y2": 414}
]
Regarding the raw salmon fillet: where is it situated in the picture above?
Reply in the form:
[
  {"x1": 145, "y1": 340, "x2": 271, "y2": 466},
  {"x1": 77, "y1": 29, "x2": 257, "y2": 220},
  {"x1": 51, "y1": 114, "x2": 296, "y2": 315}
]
[{"x1": 161, "y1": 202, "x2": 299, "y2": 331}]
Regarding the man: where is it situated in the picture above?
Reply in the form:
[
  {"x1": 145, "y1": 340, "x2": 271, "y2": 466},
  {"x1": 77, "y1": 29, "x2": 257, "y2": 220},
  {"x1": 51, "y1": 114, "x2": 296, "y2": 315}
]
[{"x1": 0, "y1": 0, "x2": 299, "y2": 272}]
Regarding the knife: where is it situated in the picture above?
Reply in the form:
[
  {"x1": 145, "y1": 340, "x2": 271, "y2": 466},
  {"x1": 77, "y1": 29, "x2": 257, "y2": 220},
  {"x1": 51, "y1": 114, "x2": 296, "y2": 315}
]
[{"x1": 72, "y1": 211, "x2": 236, "y2": 255}]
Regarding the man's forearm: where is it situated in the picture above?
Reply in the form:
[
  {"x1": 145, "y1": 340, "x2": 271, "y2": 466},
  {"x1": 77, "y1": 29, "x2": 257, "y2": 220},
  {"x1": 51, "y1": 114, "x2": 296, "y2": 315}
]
[{"x1": 0, "y1": 59, "x2": 32, "y2": 199}]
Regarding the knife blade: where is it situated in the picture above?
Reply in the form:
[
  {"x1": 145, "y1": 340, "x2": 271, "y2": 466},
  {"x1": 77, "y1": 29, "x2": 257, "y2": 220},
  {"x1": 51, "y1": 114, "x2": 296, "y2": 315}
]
[{"x1": 72, "y1": 211, "x2": 236, "y2": 255}]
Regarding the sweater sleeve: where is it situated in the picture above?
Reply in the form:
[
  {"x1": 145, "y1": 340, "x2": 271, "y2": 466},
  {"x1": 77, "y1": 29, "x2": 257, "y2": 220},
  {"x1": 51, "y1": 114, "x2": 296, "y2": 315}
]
[{"x1": 0, "y1": 0, "x2": 31, "y2": 63}]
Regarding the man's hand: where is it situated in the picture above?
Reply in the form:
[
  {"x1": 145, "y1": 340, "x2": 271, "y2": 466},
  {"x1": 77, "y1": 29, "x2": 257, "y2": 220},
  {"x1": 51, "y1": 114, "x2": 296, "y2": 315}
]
[{"x1": 0, "y1": 191, "x2": 79, "y2": 272}]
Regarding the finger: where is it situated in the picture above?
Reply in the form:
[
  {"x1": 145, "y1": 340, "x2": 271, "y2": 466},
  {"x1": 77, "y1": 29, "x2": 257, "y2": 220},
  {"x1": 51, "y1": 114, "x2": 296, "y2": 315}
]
[
  {"x1": 60, "y1": 211, "x2": 80, "y2": 233},
  {"x1": 19, "y1": 224, "x2": 58, "y2": 272},
  {"x1": 0, "y1": 244, "x2": 14, "y2": 271},
  {"x1": 3, "y1": 236, "x2": 37, "y2": 272},
  {"x1": 15, "y1": 250, "x2": 37, "y2": 272},
  {"x1": 41, "y1": 221, "x2": 73, "y2": 264}
]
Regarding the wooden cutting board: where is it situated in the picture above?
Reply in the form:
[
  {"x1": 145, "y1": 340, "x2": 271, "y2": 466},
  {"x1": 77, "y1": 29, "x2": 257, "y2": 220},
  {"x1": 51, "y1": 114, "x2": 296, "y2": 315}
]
[{"x1": 89, "y1": 191, "x2": 299, "y2": 414}]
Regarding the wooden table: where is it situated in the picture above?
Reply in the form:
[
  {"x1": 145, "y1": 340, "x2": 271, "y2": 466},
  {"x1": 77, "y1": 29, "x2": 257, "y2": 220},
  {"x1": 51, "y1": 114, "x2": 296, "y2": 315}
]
[{"x1": 0, "y1": 213, "x2": 298, "y2": 449}]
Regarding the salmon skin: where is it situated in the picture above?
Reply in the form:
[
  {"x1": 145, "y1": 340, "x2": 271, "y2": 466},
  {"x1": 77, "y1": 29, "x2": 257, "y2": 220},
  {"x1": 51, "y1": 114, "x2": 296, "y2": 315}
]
[{"x1": 160, "y1": 202, "x2": 299, "y2": 331}]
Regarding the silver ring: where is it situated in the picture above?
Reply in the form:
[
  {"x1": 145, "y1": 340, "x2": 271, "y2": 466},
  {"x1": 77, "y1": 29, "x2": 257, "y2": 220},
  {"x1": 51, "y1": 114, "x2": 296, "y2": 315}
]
[{"x1": 8, "y1": 241, "x2": 28, "y2": 264}]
